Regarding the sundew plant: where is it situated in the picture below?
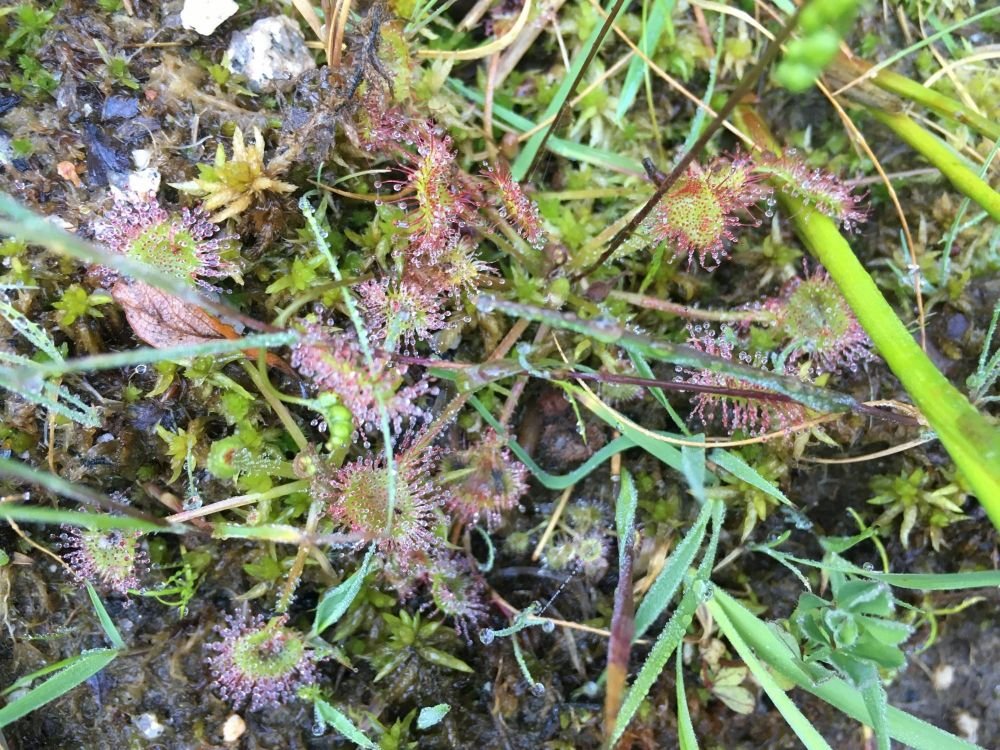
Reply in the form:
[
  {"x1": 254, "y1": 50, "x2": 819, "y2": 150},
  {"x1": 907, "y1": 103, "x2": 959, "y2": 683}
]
[{"x1": 0, "y1": 0, "x2": 998, "y2": 748}]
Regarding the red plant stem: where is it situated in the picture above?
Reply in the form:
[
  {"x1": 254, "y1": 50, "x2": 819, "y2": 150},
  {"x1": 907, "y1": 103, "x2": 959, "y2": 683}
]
[{"x1": 388, "y1": 353, "x2": 920, "y2": 427}]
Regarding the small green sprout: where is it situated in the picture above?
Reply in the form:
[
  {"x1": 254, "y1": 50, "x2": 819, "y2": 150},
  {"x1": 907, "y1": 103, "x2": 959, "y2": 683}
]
[
  {"x1": 370, "y1": 611, "x2": 473, "y2": 682},
  {"x1": 51, "y1": 284, "x2": 112, "y2": 326},
  {"x1": 868, "y1": 465, "x2": 968, "y2": 551}
]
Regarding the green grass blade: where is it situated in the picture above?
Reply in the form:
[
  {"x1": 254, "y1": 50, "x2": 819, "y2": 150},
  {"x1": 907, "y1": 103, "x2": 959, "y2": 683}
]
[
  {"x1": 764, "y1": 552, "x2": 1000, "y2": 590},
  {"x1": 469, "y1": 395, "x2": 638, "y2": 488},
  {"x1": 14, "y1": 331, "x2": 297, "y2": 378},
  {"x1": 710, "y1": 448, "x2": 792, "y2": 507},
  {"x1": 0, "y1": 457, "x2": 175, "y2": 531},
  {"x1": 566, "y1": 383, "x2": 683, "y2": 470},
  {"x1": 710, "y1": 597, "x2": 834, "y2": 750},
  {"x1": 313, "y1": 697, "x2": 377, "y2": 749},
  {"x1": 509, "y1": 0, "x2": 633, "y2": 180},
  {"x1": 0, "y1": 298, "x2": 64, "y2": 362},
  {"x1": 0, "y1": 648, "x2": 118, "y2": 729},
  {"x1": 628, "y1": 350, "x2": 688, "y2": 431},
  {"x1": 862, "y1": 680, "x2": 891, "y2": 750},
  {"x1": 0, "y1": 192, "x2": 245, "y2": 319},
  {"x1": 86, "y1": 583, "x2": 126, "y2": 650},
  {"x1": 680, "y1": 440, "x2": 706, "y2": 503},
  {"x1": 0, "y1": 505, "x2": 172, "y2": 534},
  {"x1": 0, "y1": 370, "x2": 101, "y2": 427},
  {"x1": 609, "y1": 580, "x2": 706, "y2": 748},
  {"x1": 615, "y1": 0, "x2": 676, "y2": 122},
  {"x1": 313, "y1": 545, "x2": 375, "y2": 636},
  {"x1": 633, "y1": 500, "x2": 713, "y2": 640},
  {"x1": 615, "y1": 469, "x2": 638, "y2": 570},
  {"x1": 675, "y1": 650, "x2": 699, "y2": 750},
  {"x1": 478, "y1": 295, "x2": 863, "y2": 414},
  {"x1": 449, "y1": 81, "x2": 644, "y2": 174}
]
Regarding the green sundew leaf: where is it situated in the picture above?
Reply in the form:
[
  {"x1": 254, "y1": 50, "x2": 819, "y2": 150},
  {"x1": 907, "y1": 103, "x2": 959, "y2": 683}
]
[
  {"x1": 680, "y1": 441, "x2": 706, "y2": 504},
  {"x1": 710, "y1": 448, "x2": 792, "y2": 507},
  {"x1": 616, "y1": 0, "x2": 676, "y2": 122},
  {"x1": 14, "y1": 331, "x2": 297, "y2": 378},
  {"x1": 609, "y1": 579, "x2": 705, "y2": 748},
  {"x1": 212, "y1": 523, "x2": 302, "y2": 543},
  {"x1": 313, "y1": 546, "x2": 375, "y2": 636},
  {"x1": 0, "y1": 369, "x2": 101, "y2": 427},
  {"x1": 449, "y1": 81, "x2": 645, "y2": 175},
  {"x1": 0, "y1": 648, "x2": 118, "y2": 729},
  {"x1": 712, "y1": 589, "x2": 982, "y2": 750},
  {"x1": 0, "y1": 298, "x2": 64, "y2": 362},
  {"x1": 676, "y1": 650, "x2": 699, "y2": 750},
  {"x1": 419, "y1": 646, "x2": 474, "y2": 673},
  {"x1": 709, "y1": 597, "x2": 834, "y2": 750},
  {"x1": 86, "y1": 583, "x2": 125, "y2": 650},
  {"x1": 478, "y1": 296, "x2": 862, "y2": 414},
  {"x1": 0, "y1": 505, "x2": 171, "y2": 534},
  {"x1": 615, "y1": 469, "x2": 638, "y2": 569},
  {"x1": 313, "y1": 698, "x2": 377, "y2": 749},
  {"x1": 417, "y1": 703, "x2": 451, "y2": 729}
]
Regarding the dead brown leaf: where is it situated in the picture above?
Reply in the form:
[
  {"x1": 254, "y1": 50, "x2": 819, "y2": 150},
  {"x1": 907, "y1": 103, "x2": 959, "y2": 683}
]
[
  {"x1": 111, "y1": 281, "x2": 237, "y2": 349},
  {"x1": 111, "y1": 280, "x2": 294, "y2": 374}
]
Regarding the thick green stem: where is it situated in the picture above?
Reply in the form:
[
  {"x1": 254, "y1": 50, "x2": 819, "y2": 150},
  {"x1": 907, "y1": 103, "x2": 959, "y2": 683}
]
[
  {"x1": 868, "y1": 109, "x2": 1000, "y2": 222},
  {"x1": 839, "y1": 56, "x2": 1000, "y2": 142},
  {"x1": 736, "y1": 106, "x2": 1000, "y2": 529}
]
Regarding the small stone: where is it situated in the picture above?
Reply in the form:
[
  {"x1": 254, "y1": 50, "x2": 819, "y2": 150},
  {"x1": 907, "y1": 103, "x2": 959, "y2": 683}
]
[
  {"x1": 181, "y1": 0, "x2": 238, "y2": 36},
  {"x1": 133, "y1": 712, "x2": 166, "y2": 740},
  {"x1": 225, "y1": 16, "x2": 316, "y2": 94},
  {"x1": 954, "y1": 711, "x2": 979, "y2": 744},
  {"x1": 931, "y1": 663, "x2": 955, "y2": 691},
  {"x1": 222, "y1": 714, "x2": 246, "y2": 743}
]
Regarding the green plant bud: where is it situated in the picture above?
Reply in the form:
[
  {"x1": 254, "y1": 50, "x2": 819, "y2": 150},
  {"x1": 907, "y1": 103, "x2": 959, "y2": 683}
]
[
  {"x1": 820, "y1": 0, "x2": 861, "y2": 33},
  {"x1": 800, "y1": 29, "x2": 841, "y2": 68},
  {"x1": 774, "y1": 60, "x2": 818, "y2": 93},
  {"x1": 207, "y1": 436, "x2": 244, "y2": 480},
  {"x1": 798, "y1": 2, "x2": 828, "y2": 34}
]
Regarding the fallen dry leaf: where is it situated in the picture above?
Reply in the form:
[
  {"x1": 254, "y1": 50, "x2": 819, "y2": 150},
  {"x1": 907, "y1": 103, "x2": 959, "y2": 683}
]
[
  {"x1": 111, "y1": 280, "x2": 293, "y2": 373},
  {"x1": 57, "y1": 160, "x2": 83, "y2": 187},
  {"x1": 112, "y1": 280, "x2": 234, "y2": 348}
]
